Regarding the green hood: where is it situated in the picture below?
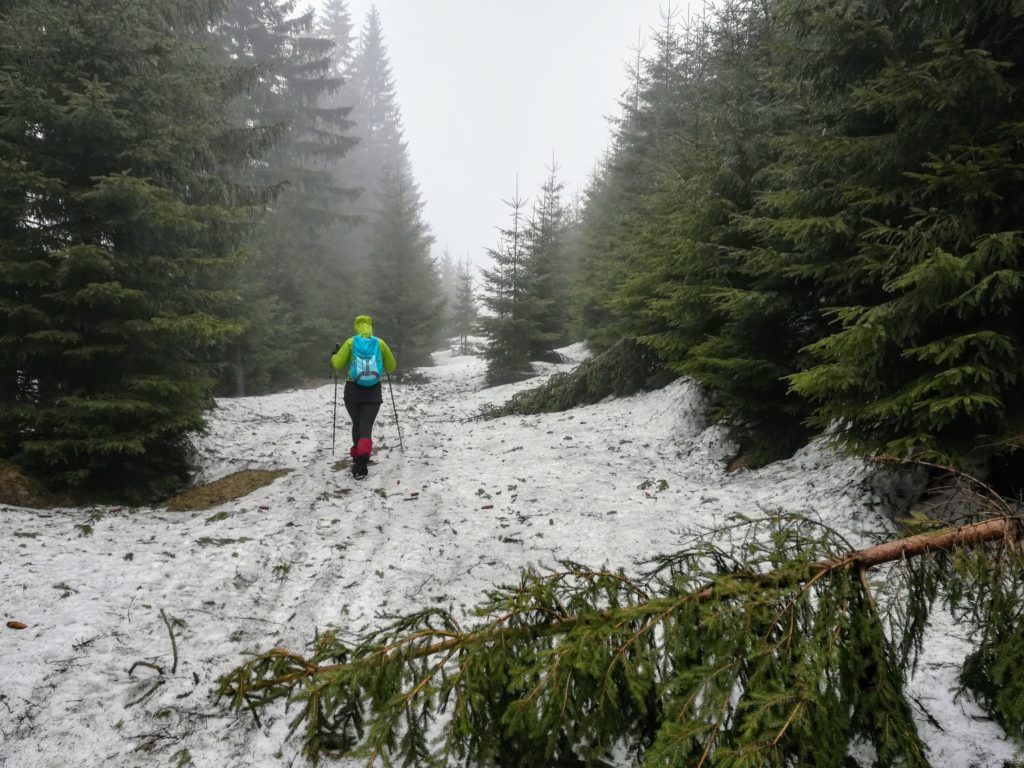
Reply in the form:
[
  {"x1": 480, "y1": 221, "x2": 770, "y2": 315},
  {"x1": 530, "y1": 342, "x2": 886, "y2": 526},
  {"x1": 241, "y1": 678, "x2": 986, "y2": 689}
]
[{"x1": 354, "y1": 315, "x2": 373, "y2": 337}]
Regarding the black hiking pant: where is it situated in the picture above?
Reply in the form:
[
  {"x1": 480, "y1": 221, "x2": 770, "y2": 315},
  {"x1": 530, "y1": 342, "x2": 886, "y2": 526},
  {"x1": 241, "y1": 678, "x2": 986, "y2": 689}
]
[{"x1": 344, "y1": 381, "x2": 382, "y2": 446}]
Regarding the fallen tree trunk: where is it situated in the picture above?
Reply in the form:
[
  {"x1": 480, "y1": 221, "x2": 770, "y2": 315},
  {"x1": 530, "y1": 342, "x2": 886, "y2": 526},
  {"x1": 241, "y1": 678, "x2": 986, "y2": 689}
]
[
  {"x1": 262, "y1": 516, "x2": 1015, "y2": 675},
  {"x1": 830, "y1": 515, "x2": 1011, "y2": 569},
  {"x1": 220, "y1": 514, "x2": 1020, "y2": 766}
]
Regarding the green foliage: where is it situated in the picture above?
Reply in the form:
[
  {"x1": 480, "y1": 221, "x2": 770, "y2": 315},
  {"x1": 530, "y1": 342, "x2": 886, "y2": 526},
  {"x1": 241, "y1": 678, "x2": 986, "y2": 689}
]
[
  {"x1": 960, "y1": 617, "x2": 1024, "y2": 741},
  {"x1": 522, "y1": 163, "x2": 574, "y2": 359},
  {"x1": 769, "y1": 0, "x2": 1024, "y2": 475},
  {"x1": 483, "y1": 338, "x2": 668, "y2": 419},
  {"x1": 221, "y1": 505, "x2": 1024, "y2": 766},
  {"x1": 323, "y1": 6, "x2": 444, "y2": 374},
  {"x1": 480, "y1": 183, "x2": 534, "y2": 385},
  {"x1": 216, "y1": 0, "x2": 359, "y2": 393},
  {"x1": 481, "y1": 166, "x2": 575, "y2": 384},
  {"x1": 568, "y1": 2, "x2": 816, "y2": 463},
  {"x1": 0, "y1": 0, "x2": 264, "y2": 499},
  {"x1": 346, "y1": 8, "x2": 408, "y2": 177},
  {"x1": 451, "y1": 256, "x2": 477, "y2": 356},
  {"x1": 365, "y1": 169, "x2": 445, "y2": 369},
  {"x1": 954, "y1": 535, "x2": 1024, "y2": 740},
  {"x1": 567, "y1": 0, "x2": 1024, "y2": 477},
  {"x1": 571, "y1": 6, "x2": 707, "y2": 352},
  {"x1": 316, "y1": 0, "x2": 355, "y2": 74}
]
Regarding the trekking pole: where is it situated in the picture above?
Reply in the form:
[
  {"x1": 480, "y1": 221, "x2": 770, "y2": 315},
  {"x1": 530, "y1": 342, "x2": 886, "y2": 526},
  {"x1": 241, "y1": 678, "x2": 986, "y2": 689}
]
[
  {"x1": 386, "y1": 373, "x2": 404, "y2": 452},
  {"x1": 331, "y1": 372, "x2": 338, "y2": 456}
]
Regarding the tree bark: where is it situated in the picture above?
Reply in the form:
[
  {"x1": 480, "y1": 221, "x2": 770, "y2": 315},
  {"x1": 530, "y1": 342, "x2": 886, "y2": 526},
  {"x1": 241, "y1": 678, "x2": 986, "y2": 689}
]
[{"x1": 826, "y1": 517, "x2": 1010, "y2": 571}]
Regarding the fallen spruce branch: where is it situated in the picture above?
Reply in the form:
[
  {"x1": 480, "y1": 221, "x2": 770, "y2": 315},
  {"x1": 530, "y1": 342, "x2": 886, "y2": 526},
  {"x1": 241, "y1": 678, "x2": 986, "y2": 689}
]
[
  {"x1": 219, "y1": 513, "x2": 1021, "y2": 767},
  {"x1": 236, "y1": 517, "x2": 1014, "y2": 681},
  {"x1": 830, "y1": 515, "x2": 1010, "y2": 568}
]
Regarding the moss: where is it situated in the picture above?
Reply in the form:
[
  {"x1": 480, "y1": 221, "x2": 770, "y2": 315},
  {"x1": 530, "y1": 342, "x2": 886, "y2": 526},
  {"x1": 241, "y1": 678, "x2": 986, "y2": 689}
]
[
  {"x1": 163, "y1": 469, "x2": 290, "y2": 511},
  {"x1": 483, "y1": 338, "x2": 671, "y2": 419}
]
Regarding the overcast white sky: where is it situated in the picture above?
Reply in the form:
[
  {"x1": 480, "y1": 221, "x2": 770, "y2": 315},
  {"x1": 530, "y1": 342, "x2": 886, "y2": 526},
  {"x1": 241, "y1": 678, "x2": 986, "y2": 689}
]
[{"x1": 309, "y1": 1, "x2": 679, "y2": 266}]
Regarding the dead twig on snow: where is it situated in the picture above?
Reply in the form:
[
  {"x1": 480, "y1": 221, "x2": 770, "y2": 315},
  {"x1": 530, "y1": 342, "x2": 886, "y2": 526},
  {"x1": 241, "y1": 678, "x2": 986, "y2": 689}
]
[{"x1": 160, "y1": 609, "x2": 179, "y2": 675}]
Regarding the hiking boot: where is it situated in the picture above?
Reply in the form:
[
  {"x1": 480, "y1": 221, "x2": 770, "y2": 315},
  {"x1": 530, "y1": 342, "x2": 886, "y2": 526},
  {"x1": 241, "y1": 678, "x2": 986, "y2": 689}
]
[{"x1": 353, "y1": 456, "x2": 369, "y2": 479}]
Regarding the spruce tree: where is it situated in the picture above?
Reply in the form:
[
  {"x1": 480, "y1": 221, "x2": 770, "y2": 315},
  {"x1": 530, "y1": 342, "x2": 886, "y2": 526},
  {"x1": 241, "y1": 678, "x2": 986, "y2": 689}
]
[
  {"x1": 621, "y1": 0, "x2": 816, "y2": 464},
  {"x1": 317, "y1": 0, "x2": 355, "y2": 76},
  {"x1": 480, "y1": 180, "x2": 533, "y2": 384},
  {"x1": 452, "y1": 256, "x2": 477, "y2": 356},
  {"x1": 438, "y1": 248, "x2": 459, "y2": 324},
  {"x1": 339, "y1": 3, "x2": 413, "y2": 240},
  {"x1": 0, "y1": 0, "x2": 267, "y2": 499},
  {"x1": 313, "y1": 0, "x2": 369, "y2": 370},
  {"x1": 364, "y1": 168, "x2": 444, "y2": 369},
  {"x1": 218, "y1": 0, "x2": 358, "y2": 392},
  {"x1": 346, "y1": 7, "x2": 409, "y2": 183},
  {"x1": 762, "y1": 0, "x2": 1024, "y2": 477},
  {"x1": 571, "y1": 6, "x2": 698, "y2": 352},
  {"x1": 522, "y1": 162, "x2": 572, "y2": 360},
  {"x1": 330, "y1": 6, "x2": 444, "y2": 369}
]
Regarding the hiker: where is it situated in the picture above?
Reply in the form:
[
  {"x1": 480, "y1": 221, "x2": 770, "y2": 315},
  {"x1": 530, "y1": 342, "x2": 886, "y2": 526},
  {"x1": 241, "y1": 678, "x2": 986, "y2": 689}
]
[{"x1": 331, "y1": 315, "x2": 397, "y2": 478}]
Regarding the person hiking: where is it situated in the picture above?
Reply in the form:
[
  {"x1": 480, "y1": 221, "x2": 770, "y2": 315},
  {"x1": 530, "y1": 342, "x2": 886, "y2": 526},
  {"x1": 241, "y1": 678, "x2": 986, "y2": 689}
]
[{"x1": 330, "y1": 315, "x2": 397, "y2": 479}]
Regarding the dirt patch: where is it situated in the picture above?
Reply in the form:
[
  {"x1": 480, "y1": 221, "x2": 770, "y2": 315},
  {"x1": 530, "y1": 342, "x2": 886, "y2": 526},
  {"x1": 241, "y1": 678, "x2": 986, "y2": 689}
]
[
  {"x1": 0, "y1": 463, "x2": 60, "y2": 509},
  {"x1": 164, "y1": 469, "x2": 291, "y2": 511},
  {"x1": 725, "y1": 453, "x2": 758, "y2": 473}
]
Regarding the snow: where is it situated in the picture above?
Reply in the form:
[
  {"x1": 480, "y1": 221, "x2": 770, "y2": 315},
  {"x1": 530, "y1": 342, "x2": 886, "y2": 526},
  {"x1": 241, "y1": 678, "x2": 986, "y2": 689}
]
[{"x1": 0, "y1": 344, "x2": 1018, "y2": 767}]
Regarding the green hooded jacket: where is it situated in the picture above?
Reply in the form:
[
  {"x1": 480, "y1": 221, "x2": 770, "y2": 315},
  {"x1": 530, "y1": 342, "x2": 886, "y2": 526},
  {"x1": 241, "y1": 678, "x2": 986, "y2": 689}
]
[{"x1": 330, "y1": 315, "x2": 397, "y2": 379}]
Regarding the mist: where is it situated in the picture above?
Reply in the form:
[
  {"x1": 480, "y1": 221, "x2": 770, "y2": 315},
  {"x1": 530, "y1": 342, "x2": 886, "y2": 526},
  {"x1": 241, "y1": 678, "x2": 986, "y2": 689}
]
[{"x1": 309, "y1": 0, "x2": 676, "y2": 265}]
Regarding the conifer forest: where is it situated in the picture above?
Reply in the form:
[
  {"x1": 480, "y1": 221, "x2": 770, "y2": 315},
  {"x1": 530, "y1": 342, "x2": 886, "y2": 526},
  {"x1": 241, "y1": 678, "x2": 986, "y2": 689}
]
[{"x1": 2, "y1": 1, "x2": 1024, "y2": 767}]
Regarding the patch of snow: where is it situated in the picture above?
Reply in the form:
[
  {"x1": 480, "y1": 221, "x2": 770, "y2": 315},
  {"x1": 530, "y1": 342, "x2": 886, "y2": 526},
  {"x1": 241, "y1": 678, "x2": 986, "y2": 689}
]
[
  {"x1": 0, "y1": 351, "x2": 1017, "y2": 767},
  {"x1": 555, "y1": 341, "x2": 592, "y2": 364}
]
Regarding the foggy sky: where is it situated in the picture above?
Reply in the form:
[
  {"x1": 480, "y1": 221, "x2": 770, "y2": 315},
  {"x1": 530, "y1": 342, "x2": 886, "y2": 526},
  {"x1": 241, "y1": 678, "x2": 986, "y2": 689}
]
[{"x1": 310, "y1": 1, "x2": 681, "y2": 268}]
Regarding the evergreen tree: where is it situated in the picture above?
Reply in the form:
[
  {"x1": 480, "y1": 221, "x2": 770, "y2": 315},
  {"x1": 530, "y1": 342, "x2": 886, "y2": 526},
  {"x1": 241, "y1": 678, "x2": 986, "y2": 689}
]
[
  {"x1": 438, "y1": 248, "x2": 459, "y2": 323},
  {"x1": 452, "y1": 256, "x2": 477, "y2": 356},
  {"x1": 217, "y1": 0, "x2": 358, "y2": 392},
  {"x1": 0, "y1": 0, "x2": 267, "y2": 499},
  {"x1": 326, "y1": 5, "x2": 444, "y2": 369},
  {"x1": 762, "y1": 0, "x2": 1024, "y2": 477},
  {"x1": 347, "y1": 7, "x2": 409, "y2": 181},
  {"x1": 340, "y1": 5, "x2": 412, "y2": 240},
  {"x1": 317, "y1": 0, "x2": 355, "y2": 76},
  {"x1": 573, "y1": 0, "x2": 1024, "y2": 475},
  {"x1": 337, "y1": 1, "x2": 413, "y2": 259},
  {"x1": 522, "y1": 162, "x2": 572, "y2": 360},
  {"x1": 480, "y1": 180, "x2": 533, "y2": 384},
  {"x1": 616, "y1": 0, "x2": 815, "y2": 464},
  {"x1": 316, "y1": 4, "x2": 398, "y2": 295},
  {"x1": 365, "y1": 168, "x2": 444, "y2": 370},
  {"x1": 571, "y1": 6, "x2": 699, "y2": 351}
]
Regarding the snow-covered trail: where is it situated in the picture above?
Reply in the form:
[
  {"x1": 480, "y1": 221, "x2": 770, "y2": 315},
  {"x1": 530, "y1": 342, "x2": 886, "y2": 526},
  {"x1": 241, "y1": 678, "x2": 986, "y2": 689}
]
[{"x1": 0, "y1": 347, "x2": 1017, "y2": 767}]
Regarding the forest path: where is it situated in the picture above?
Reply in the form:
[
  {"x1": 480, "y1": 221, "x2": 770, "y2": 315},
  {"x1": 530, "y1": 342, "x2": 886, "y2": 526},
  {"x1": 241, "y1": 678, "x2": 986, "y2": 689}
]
[{"x1": 0, "y1": 346, "x2": 1014, "y2": 767}]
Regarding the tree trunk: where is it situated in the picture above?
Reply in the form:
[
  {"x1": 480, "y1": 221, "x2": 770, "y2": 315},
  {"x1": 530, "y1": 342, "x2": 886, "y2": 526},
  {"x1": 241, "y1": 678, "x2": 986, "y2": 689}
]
[
  {"x1": 258, "y1": 516, "x2": 1016, "y2": 681},
  {"x1": 831, "y1": 517, "x2": 1010, "y2": 571}
]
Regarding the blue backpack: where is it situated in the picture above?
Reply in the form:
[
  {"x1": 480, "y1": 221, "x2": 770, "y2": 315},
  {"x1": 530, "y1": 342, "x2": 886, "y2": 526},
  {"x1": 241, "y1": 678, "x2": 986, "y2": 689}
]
[{"x1": 349, "y1": 335, "x2": 383, "y2": 386}]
